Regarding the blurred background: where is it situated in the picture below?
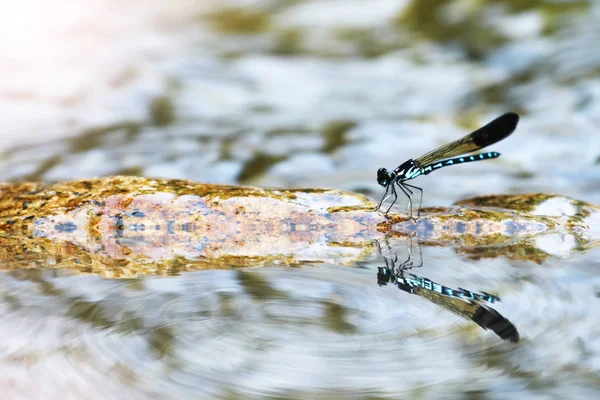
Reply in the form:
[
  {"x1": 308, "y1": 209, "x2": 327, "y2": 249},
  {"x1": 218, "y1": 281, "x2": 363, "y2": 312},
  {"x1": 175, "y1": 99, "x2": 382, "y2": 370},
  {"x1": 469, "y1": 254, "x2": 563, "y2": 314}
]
[
  {"x1": 1, "y1": 0, "x2": 599, "y2": 206},
  {"x1": 1, "y1": 1, "x2": 600, "y2": 399}
]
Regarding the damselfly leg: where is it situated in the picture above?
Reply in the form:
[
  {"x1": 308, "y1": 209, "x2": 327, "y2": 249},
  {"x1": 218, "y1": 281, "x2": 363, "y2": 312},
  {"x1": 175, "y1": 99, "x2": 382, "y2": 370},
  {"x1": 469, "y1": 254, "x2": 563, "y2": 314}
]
[
  {"x1": 376, "y1": 179, "x2": 423, "y2": 218},
  {"x1": 385, "y1": 183, "x2": 398, "y2": 215},
  {"x1": 403, "y1": 183, "x2": 423, "y2": 217},
  {"x1": 375, "y1": 183, "x2": 399, "y2": 215},
  {"x1": 374, "y1": 184, "x2": 390, "y2": 212}
]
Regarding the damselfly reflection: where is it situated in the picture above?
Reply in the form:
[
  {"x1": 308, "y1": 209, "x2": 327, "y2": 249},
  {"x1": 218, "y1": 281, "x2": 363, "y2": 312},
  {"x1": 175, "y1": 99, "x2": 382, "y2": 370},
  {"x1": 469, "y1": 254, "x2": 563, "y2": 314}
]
[
  {"x1": 375, "y1": 113, "x2": 519, "y2": 217},
  {"x1": 375, "y1": 237, "x2": 519, "y2": 342}
]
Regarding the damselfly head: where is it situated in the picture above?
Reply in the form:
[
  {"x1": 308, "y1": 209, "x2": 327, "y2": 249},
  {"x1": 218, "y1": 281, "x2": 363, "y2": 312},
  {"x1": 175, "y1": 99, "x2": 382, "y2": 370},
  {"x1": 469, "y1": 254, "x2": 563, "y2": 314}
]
[{"x1": 377, "y1": 168, "x2": 393, "y2": 187}]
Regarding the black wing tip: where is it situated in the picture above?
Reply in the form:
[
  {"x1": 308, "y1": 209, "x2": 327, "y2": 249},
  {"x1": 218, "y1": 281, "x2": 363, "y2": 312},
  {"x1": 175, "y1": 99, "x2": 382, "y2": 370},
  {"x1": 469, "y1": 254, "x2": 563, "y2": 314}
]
[
  {"x1": 498, "y1": 112, "x2": 520, "y2": 133},
  {"x1": 471, "y1": 111, "x2": 520, "y2": 147}
]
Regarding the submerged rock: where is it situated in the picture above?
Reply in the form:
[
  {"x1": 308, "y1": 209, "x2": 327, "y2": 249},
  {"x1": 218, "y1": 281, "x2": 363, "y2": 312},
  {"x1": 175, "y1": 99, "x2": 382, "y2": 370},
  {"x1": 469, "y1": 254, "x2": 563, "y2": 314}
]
[{"x1": 0, "y1": 176, "x2": 598, "y2": 276}]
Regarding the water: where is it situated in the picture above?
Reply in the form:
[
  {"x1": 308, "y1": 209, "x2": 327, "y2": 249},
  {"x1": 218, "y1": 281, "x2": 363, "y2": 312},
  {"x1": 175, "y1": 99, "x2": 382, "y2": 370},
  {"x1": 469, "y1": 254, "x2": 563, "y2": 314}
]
[
  {"x1": 2, "y1": 245, "x2": 599, "y2": 398},
  {"x1": 1, "y1": 1, "x2": 600, "y2": 398}
]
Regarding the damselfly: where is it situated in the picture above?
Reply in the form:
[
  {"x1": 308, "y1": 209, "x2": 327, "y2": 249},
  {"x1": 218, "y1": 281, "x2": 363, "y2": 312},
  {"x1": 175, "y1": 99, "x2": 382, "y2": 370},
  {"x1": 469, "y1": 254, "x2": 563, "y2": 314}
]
[{"x1": 375, "y1": 112, "x2": 520, "y2": 216}]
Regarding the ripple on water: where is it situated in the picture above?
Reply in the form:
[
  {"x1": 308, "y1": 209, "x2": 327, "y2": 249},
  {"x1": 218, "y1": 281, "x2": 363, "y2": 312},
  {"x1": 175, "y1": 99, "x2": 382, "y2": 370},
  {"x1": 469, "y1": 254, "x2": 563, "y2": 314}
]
[
  {"x1": 0, "y1": 263, "x2": 522, "y2": 398},
  {"x1": 2, "y1": 250, "x2": 600, "y2": 399}
]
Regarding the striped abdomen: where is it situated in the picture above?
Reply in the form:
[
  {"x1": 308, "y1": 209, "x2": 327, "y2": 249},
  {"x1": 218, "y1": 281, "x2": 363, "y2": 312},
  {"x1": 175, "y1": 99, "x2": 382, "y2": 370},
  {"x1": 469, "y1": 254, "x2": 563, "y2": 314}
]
[{"x1": 421, "y1": 151, "x2": 500, "y2": 176}]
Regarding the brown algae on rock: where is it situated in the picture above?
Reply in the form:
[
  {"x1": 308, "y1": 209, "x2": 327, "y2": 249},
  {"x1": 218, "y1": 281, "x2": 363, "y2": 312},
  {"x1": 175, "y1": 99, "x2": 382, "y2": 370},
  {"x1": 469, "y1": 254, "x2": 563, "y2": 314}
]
[
  {"x1": 0, "y1": 176, "x2": 598, "y2": 276},
  {"x1": 205, "y1": 7, "x2": 271, "y2": 34},
  {"x1": 456, "y1": 193, "x2": 570, "y2": 213}
]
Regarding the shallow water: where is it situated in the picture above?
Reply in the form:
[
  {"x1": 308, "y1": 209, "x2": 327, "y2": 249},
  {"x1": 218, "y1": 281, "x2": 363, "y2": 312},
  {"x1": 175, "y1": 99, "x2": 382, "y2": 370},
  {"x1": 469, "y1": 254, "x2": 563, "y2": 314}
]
[
  {"x1": 2, "y1": 243, "x2": 600, "y2": 399},
  {"x1": 1, "y1": 0, "x2": 600, "y2": 399}
]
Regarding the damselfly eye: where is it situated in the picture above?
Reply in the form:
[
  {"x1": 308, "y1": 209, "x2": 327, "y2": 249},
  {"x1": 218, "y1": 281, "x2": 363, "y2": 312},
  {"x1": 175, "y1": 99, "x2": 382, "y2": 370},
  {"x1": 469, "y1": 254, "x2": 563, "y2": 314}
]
[{"x1": 377, "y1": 168, "x2": 389, "y2": 186}]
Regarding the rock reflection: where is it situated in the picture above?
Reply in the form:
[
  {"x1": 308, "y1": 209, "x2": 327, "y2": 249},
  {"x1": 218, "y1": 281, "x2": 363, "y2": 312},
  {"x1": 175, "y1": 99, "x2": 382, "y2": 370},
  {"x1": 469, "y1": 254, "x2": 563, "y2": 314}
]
[{"x1": 375, "y1": 238, "x2": 519, "y2": 343}]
